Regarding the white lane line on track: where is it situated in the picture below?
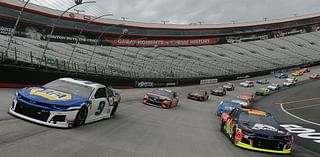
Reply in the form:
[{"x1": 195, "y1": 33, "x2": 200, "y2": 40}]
[
  {"x1": 286, "y1": 103, "x2": 320, "y2": 111},
  {"x1": 280, "y1": 103, "x2": 320, "y2": 127},
  {"x1": 276, "y1": 97, "x2": 320, "y2": 105}
]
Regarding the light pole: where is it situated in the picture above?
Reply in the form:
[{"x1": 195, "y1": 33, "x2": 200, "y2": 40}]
[
  {"x1": 161, "y1": 20, "x2": 169, "y2": 24},
  {"x1": 40, "y1": 0, "x2": 96, "y2": 66},
  {"x1": 87, "y1": 24, "x2": 125, "y2": 70},
  {"x1": 5, "y1": 0, "x2": 31, "y2": 57},
  {"x1": 74, "y1": 8, "x2": 85, "y2": 14},
  {"x1": 104, "y1": 31, "x2": 127, "y2": 74},
  {"x1": 118, "y1": 37, "x2": 147, "y2": 75},
  {"x1": 121, "y1": 17, "x2": 128, "y2": 21},
  {"x1": 68, "y1": 13, "x2": 113, "y2": 65}
]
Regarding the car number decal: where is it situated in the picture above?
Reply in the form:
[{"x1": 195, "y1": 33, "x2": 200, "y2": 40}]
[{"x1": 95, "y1": 101, "x2": 106, "y2": 116}]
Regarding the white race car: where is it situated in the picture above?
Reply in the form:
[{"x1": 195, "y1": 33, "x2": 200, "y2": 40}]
[
  {"x1": 240, "y1": 81, "x2": 254, "y2": 87},
  {"x1": 267, "y1": 83, "x2": 281, "y2": 91},
  {"x1": 283, "y1": 78, "x2": 298, "y2": 87},
  {"x1": 9, "y1": 78, "x2": 120, "y2": 128}
]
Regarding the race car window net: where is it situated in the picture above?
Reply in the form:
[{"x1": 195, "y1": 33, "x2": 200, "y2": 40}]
[
  {"x1": 95, "y1": 88, "x2": 107, "y2": 99},
  {"x1": 43, "y1": 80, "x2": 94, "y2": 99}
]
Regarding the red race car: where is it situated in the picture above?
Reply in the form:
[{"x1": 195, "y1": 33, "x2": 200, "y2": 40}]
[
  {"x1": 238, "y1": 92, "x2": 255, "y2": 102},
  {"x1": 310, "y1": 73, "x2": 320, "y2": 79},
  {"x1": 188, "y1": 90, "x2": 209, "y2": 101},
  {"x1": 143, "y1": 88, "x2": 179, "y2": 109},
  {"x1": 211, "y1": 87, "x2": 226, "y2": 96}
]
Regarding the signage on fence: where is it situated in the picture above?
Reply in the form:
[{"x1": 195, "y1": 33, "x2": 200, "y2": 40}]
[
  {"x1": 200, "y1": 79, "x2": 218, "y2": 85},
  {"x1": 104, "y1": 38, "x2": 220, "y2": 47},
  {"x1": 135, "y1": 81, "x2": 178, "y2": 88},
  {"x1": 135, "y1": 81, "x2": 154, "y2": 88}
]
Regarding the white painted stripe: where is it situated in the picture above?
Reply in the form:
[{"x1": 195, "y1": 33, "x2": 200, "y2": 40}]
[
  {"x1": 276, "y1": 97, "x2": 320, "y2": 105},
  {"x1": 280, "y1": 103, "x2": 320, "y2": 127},
  {"x1": 287, "y1": 104, "x2": 320, "y2": 111}
]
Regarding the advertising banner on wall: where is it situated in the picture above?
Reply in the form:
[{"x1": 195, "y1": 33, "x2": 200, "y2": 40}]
[
  {"x1": 104, "y1": 38, "x2": 220, "y2": 47},
  {"x1": 135, "y1": 81, "x2": 178, "y2": 88},
  {"x1": 199, "y1": 79, "x2": 218, "y2": 85}
]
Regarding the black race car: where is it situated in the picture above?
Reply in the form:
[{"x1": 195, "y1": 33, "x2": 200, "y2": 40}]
[{"x1": 220, "y1": 108, "x2": 293, "y2": 154}]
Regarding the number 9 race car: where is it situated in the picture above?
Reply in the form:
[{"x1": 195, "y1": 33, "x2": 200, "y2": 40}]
[
  {"x1": 9, "y1": 78, "x2": 120, "y2": 128},
  {"x1": 220, "y1": 108, "x2": 293, "y2": 154}
]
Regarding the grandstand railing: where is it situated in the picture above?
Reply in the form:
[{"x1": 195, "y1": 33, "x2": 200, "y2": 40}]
[{"x1": 1, "y1": 30, "x2": 320, "y2": 79}]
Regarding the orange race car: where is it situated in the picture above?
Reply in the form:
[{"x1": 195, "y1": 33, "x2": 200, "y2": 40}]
[
  {"x1": 291, "y1": 70, "x2": 304, "y2": 77},
  {"x1": 238, "y1": 92, "x2": 255, "y2": 102},
  {"x1": 299, "y1": 68, "x2": 310, "y2": 73},
  {"x1": 143, "y1": 88, "x2": 179, "y2": 109}
]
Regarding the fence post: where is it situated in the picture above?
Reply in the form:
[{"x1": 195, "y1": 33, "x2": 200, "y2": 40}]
[
  {"x1": 63, "y1": 60, "x2": 66, "y2": 71},
  {"x1": 0, "y1": 51, "x2": 3, "y2": 63},
  {"x1": 30, "y1": 51, "x2": 33, "y2": 65},
  {"x1": 74, "y1": 63, "x2": 77, "y2": 72},
  {"x1": 14, "y1": 47, "x2": 17, "y2": 63},
  {"x1": 44, "y1": 55, "x2": 47, "y2": 69},
  {"x1": 85, "y1": 64, "x2": 88, "y2": 74},
  {"x1": 56, "y1": 59, "x2": 59, "y2": 71}
]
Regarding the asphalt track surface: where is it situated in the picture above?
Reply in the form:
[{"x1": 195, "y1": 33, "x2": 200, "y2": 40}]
[{"x1": 0, "y1": 68, "x2": 320, "y2": 157}]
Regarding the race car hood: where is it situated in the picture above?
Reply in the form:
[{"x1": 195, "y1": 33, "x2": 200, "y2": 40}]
[
  {"x1": 147, "y1": 93, "x2": 171, "y2": 100},
  {"x1": 18, "y1": 87, "x2": 89, "y2": 107},
  {"x1": 239, "y1": 122, "x2": 287, "y2": 137},
  {"x1": 212, "y1": 89, "x2": 223, "y2": 92},
  {"x1": 189, "y1": 92, "x2": 202, "y2": 97},
  {"x1": 231, "y1": 100, "x2": 249, "y2": 107}
]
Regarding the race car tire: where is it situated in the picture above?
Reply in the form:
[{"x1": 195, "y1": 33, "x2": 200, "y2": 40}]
[
  {"x1": 110, "y1": 103, "x2": 118, "y2": 117},
  {"x1": 232, "y1": 130, "x2": 237, "y2": 145},
  {"x1": 73, "y1": 106, "x2": 88, "y2": 127},
  {"x1": 220, "y1": 121, "x2": 224, "y2": 132}
]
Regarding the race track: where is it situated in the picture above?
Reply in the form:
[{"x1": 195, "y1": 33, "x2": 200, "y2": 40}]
[{"x1": 0, "y1": 67, "x2": 320, "y2": 157}]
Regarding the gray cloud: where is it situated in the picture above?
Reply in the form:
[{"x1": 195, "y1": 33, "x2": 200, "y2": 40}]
[{"x1": 30, "y1": 0, "x2": 320, "y2": 24}]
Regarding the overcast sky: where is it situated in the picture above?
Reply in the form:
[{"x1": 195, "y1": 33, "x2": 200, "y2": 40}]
[{"x1": 29, "y1": 0, "x2": 320, "y2": 24}]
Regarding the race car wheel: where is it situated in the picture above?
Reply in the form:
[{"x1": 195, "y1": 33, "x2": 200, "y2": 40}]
[
  {"x1": 232, "y1": 130, "x2": 237, "y2": 145},
  {"x1": 110, "y1": 103, "x2": 118, "y2": 117},
  {"x1": 73, "y1": 106, "x2": 88, "y2": 127},
  {"x1": 220, "y1": 121, "x2": 224, "y2": 132}
]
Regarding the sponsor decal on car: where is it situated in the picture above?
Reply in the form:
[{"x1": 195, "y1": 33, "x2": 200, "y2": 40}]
[
  {"x1": 252, "y1": 124, "x2": 278, "y2": 132},
  {"x1": 30, "y1": 87, "x2": 72, "y2": 101}
]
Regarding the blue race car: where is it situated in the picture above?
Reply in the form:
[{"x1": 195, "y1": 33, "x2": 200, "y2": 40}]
[
  {"x1": 256, "y1": 79, "x2": 269, "y2": 84},
  {"x1": 9, "y1": 78, "x2": 119, "y2": 128},
  {"x1": 274, "y1": 73, "x2": 288, "y2": 79},
  {"x1": 216, "y1": 100, "x2": 241, "y2": 116}
]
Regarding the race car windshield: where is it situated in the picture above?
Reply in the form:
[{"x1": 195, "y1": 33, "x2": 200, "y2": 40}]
[
  {"x1": 43, "y1": 80, "x2": 94, "y2": 98},
  {"x1": 239, "y1": 112, "x2": 278, "y2": 126},
  {"x1": 222, "y1": 102, "x2": 239, "y2": 107},
  {"x1": 233, "y1": 98, "x2": 248, "y2": 102},
  {"x1": 191, "y1": 91, "x2": 205, "y2": 95},
  {"x1": 151, "y1": 90, "x2": 173, "y2": 98}
]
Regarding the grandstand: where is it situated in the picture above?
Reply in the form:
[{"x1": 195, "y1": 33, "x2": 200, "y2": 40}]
[{"x1": 1, "y1": 0, "x2": 320, "y2": 85}]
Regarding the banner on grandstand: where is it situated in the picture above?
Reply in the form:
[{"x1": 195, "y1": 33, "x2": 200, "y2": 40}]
[
  {"x1": 104, "y1": 38, "x2": 220, "y2": 47},
  {"x1": 200, "y1": 79, "x2": 218, "y2": 85}
]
